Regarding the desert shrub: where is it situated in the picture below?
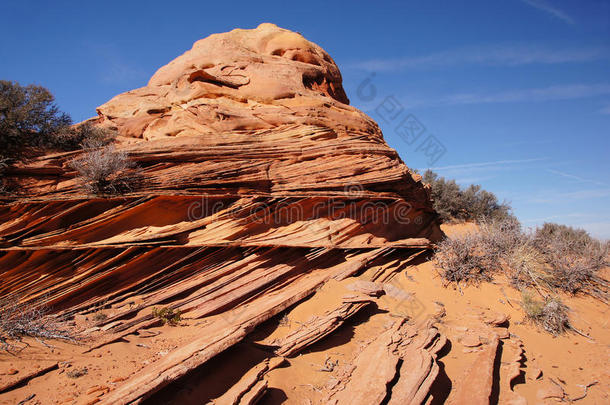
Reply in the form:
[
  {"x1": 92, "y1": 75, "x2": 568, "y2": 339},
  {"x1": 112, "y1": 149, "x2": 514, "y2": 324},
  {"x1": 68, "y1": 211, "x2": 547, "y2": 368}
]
[
  {"x1": 533, "y1": 223, "x2": 608, "y2": 294},
  {"x1": 0, "y1": 80, "x2": 72, "y2": 157},
  {"x1": 0, "y1": 296, "x2": 74, "y2": 351},
  {"x1": 436, "y1": 219, "x2": 608, "y2": 298},
  {"x1": 53, "y1": 122, "x2": 117, "y2": 151},
  {"x1": 434, "y1": 218, "x2": 528, "y2": 284},
  {"x1": 0, "y1": 81, "x2": 117, "y2": 156},
  {"x1": 434, "y1": 232, "x2": 495, "y2": 284},
  {"x1": 152, "y1": 307, "x2": 182, "y2": 326},
  {"x1": 521, "y1": 292, "x2": 570, "y2": 335},
  {"x1": 422, "y1": 170, "x2": 514, "y2": 223},
  {"x1": 70, "y1": 144, "x2": 141, "y2": 195}
]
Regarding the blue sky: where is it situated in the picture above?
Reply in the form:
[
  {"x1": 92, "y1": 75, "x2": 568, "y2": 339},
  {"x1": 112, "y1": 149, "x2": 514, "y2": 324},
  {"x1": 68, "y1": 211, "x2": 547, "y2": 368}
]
[{"x1": 1, "y1": 0, "x2": 609, "y2": 237}]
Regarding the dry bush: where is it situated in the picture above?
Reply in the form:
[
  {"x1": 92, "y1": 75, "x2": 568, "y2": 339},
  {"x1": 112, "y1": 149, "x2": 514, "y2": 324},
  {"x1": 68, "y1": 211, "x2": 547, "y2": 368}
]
[
  {"x1": 435, "y1": 219, "x2": 608, "y2": 297},
  {"x1": 152, "y1": 307, "x2": 182, "y2": 326},
  {"x1": 70, "y1": 144, "x2": 141, "y2": 195},
  {"x1": 92, "y1": 311, "x2": 108, "y2": 322},
  {"x1": 0, "y1": 296, "x2": 74, "y2": 351},
  {"x1": 434, "y1": 232, "x2": 496, "y2": 284},
  {"x1": 434, "y1": 218, "x2": 525, "y2": 284},
  {"x1": 533, "y1": 223, "x2": 609, "y2": 294},
  {"x1": 521, "y1": 292, "x2": 570, "y2": 335}
]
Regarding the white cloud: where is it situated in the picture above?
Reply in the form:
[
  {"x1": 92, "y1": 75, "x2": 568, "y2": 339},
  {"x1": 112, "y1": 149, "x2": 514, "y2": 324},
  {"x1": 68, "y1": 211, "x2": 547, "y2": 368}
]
[
  {"x1": 349, "y1": 44, "x2": 608, "y2": 71},
  {"x1": 529, "y1": 188, "x2": 610, "y2": 203},
  {"x1": 521, "y1": 0, "x2": 575, "y2": 25},
  {"x1": 427, "y1": 158, "x2": 548, "y2": 171},
  {"x1": 440, "y1": 83, "x2": 610, "y2": 105},
  {"x1": 546, "y1": 169, "x2": 607, "y2": 186}
]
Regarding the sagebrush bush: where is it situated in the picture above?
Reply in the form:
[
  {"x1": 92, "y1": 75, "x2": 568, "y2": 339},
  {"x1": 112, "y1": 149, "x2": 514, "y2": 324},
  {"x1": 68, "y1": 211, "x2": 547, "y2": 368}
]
[
  {"x1": 0, "y1": 296, "x2": 74, "y2": 351},
  {"x1": 422, "y1": 170, "x2": 514, "y2": 223},
  {"x1": 533, "y1": 223, "x2": 608, "y2": 294},
  {"x1": 434, "y1": 218, "x2": 527, "y2": 284},
  {"x1": 435, "y1": 219, "x2": 608, "y2": 294},
  {"x1": 434, "y1": 232, "x2": 495, "y2": 284},
  {"x1": 70, "y1": 144, "x2": 141, "y2": 195},
  {"x1": 521, "y1": 292, "x2": 570, "y2": 335},
  {"x1": 434, "y1": 218, "x2": 608, "y2": 334}
]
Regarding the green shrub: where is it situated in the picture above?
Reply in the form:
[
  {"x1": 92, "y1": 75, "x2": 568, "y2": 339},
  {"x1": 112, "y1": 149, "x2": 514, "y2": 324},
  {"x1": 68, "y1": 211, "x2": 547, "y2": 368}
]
[
  {"x1": 422, "y1": 170, "x2": 513, "y2": 223},
  {"x1": 152, "y1": 307, "x2": 182, "y2": 326},
  {"x1": 54, "y1": 122, "x2": 116, "y2": 151},
  {"x1": 0, "y1": 80, "x2": 72, "y2": 157}
]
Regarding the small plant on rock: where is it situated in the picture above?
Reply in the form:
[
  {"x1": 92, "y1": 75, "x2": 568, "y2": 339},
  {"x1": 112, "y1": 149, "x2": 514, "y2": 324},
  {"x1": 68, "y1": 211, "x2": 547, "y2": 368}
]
[
  {"x1": 66, "y1": 366, "x2": 88, "y2": 379},
  {"x1": 152, "y1": 307, "x2": 182, "y2": 326},
  {"x1": 92, "y1": 311, "x2": 108, "y2": 323}
]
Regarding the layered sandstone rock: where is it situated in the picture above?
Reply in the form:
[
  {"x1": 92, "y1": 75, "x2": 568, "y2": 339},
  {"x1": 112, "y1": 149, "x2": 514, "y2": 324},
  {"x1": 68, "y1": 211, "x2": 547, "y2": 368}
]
[{"x1": 0, "y1": 24, "x2": 446, "y2": 404}]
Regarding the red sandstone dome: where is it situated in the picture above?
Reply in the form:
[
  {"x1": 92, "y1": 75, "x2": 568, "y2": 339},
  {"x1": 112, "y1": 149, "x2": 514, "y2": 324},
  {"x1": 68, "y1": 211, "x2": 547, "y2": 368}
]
[{"x1": 0, "y1": 23, "x2": 445, "y2": 404}]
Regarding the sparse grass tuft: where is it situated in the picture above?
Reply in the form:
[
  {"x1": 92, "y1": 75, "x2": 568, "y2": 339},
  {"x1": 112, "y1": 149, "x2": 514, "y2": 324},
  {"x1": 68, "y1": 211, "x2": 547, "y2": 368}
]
[
  {"x1": 92, "y1": 312, "x2": 108, "y2": 323},
  {"x1": 152, "y1": 307, "x2": 182, "y2": 326},
  {"x1": 521, "y1": 292, "x2": 570, "y2": 336}
]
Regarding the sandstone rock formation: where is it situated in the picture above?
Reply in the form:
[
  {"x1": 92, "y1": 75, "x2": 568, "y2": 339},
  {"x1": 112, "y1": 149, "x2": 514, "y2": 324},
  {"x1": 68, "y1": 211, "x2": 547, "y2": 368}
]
[
  {"x1": 0, "y1": 23, "x2": 446, "y2": 404},
  {"x1": 0, "y1": 22, "x2": 441, "y2": 314}
]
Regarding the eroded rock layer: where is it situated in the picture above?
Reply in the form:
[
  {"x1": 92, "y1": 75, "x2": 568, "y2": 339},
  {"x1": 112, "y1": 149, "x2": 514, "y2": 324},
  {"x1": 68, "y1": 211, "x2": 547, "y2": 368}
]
[{"x1": 0, "y1": 24, "x2": 446, "y2": 404}]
